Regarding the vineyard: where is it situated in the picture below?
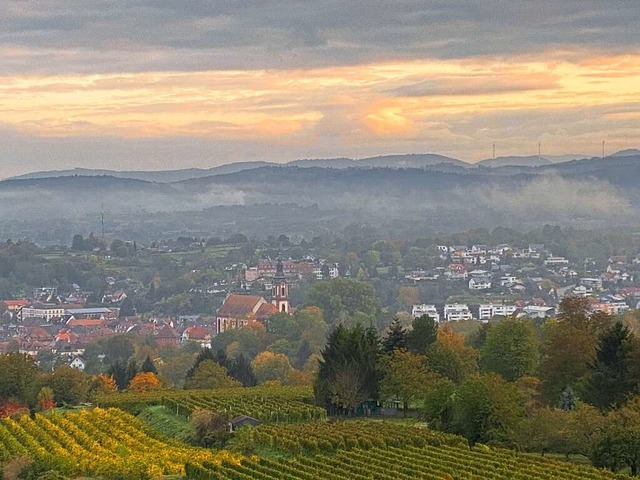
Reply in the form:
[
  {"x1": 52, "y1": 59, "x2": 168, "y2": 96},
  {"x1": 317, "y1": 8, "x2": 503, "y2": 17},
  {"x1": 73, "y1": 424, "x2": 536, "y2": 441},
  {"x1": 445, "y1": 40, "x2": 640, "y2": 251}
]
[
  {"x1": 97, "y1": 385, "x2": 326, "y2": 423},
  {"x1": 0, "y1": 408, "x2": 239, "y2": 479},
  {"x1": 187, "y1": 421, "x2": 630, "y2": 480}
]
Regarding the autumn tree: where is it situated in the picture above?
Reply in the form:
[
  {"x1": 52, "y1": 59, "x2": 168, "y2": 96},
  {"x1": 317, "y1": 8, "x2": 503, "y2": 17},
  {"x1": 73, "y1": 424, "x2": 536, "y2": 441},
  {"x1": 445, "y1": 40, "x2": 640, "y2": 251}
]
[
  {"x1": 128, "y1": 372, "x2": 161, "y2": 393},
  {"x1": 36, "y1": 387, "x2": 55, "y2": 412},
  {"x1": 480, "y1": 318, "x2": 540, "y2": 381},
  {"x1": 396, "y1": 286, "x2": 419, "y2": 311},
  {"x1": 538, "y1": 296, "x2": 612, "y2": 403},
  {"x1": 426, "y1": 324, "x2": 478, "y2": 384},
  {"x1": 251, "y1": 351, "x2": 294, "y2": 384},
  {"x1": 91, "y1": 374, "x2": 118, "y2": 396}
]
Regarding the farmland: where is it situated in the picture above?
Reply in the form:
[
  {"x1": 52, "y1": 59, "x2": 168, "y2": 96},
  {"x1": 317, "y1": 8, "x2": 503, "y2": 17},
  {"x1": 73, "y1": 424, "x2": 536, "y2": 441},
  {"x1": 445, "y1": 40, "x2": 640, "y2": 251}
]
[{"x1": 0, "y1": 408, "x2": 239, "y2": 479}]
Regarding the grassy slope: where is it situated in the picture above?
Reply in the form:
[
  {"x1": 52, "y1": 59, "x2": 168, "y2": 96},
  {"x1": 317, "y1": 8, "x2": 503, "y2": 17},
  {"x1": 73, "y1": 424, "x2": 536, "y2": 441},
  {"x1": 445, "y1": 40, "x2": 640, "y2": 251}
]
[{"x1": 136, "y1": 405, "x2": 196, "y2": 443}]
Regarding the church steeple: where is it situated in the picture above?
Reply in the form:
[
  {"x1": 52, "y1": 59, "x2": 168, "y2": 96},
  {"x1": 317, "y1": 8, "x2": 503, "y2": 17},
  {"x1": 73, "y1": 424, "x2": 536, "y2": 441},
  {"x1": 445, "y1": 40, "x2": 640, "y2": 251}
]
[{"x1": 272, "y1": 258, "x2": 290, "y2": 313}]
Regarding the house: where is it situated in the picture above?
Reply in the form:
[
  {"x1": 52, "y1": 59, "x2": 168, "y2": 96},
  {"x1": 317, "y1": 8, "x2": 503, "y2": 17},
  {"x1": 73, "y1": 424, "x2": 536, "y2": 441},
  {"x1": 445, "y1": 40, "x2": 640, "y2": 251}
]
[
  {"x1": 411, "y1": 304, "x2": 440, "y2": 322},
  {"x1": 182, "y1": 326, "x2": 214, "y2": 348},
  {"x1": 154, "y1": 323, "x2": 180, "y2": 347},
  {"x1": 68, "y1": 356, "x2": 86, "y2": 371},
  {"x1": 228, "y1": 415, "x2": 260, "y2": 432},
  {"x1": 544, "y1": 256, "x2": 569, "y2": 266},
  {"x1": 469, "y1": 278, "x2": 491, "y2": 290},
  {"x1": 479, "y1": 304, "x2": 517, "y2": 321}
]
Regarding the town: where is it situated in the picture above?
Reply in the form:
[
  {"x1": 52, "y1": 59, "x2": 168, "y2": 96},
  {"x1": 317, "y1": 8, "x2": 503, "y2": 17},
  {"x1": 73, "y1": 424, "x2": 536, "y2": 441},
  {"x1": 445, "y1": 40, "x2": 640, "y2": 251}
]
[{"x1": 2, "y1": 227, "x2": 639, "y2": 372}]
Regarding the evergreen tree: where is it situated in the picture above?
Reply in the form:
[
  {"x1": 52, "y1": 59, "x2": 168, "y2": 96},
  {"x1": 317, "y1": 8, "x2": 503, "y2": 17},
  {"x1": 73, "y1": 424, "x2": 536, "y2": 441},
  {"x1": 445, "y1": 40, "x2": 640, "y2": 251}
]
[
  {"x1": 406, "y1": 315, "x2": 438, "y2": 355},
  {"x1": 107, "y1": 360, "x2": 128, "y2": 390},
  {"x1": 141, "y1": 355, "x2": 157, "y2": 374},
  {"x1": 382, "y1": 317, "x2": 407, "y2": 353},
  {"x1": 125, "y1": 358, "x2": 139, "y2": 388},
  {"x1": 585, "y1": 322, "x2": 636, "y2": 410},
  {"x1": 215, "y1": 349, "x2": 230, "y2": 369},
  {"x1": 118, "y1": 297, "x2": 136, "y2": 318},
  {"x1": 228, "y1": 354, "x2": 257, "y2": 387},
  {"x1": 295, "y1": 340, "x2": 312, "y2": 369},
  {"x1": 185, "y1": 347, "x2": 217, "y2": 379},
  {"x1": 314, "y1": 323, "x2": 383, "y2": 415}
]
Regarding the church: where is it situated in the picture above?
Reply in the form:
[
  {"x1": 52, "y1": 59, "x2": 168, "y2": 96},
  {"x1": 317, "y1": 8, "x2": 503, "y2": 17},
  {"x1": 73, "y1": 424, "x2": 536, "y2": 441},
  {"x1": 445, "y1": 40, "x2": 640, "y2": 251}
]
[{"x1": 216, "y1": 259, "x2": 291, "y2": 334}]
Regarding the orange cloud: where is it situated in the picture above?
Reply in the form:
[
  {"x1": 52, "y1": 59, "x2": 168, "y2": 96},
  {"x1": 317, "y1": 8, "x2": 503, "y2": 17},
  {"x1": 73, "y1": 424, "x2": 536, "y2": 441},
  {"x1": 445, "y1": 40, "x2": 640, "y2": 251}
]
[{"x1": 0, "y1": 49, "x2": 638, "y2": 156}]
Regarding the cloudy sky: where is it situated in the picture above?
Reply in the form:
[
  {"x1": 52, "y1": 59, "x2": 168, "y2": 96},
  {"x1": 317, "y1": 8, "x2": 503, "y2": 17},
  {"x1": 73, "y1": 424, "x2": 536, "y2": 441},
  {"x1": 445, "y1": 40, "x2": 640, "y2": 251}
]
[{"x1": 2, "y1": 1, "x2": 640, "y2": 177}]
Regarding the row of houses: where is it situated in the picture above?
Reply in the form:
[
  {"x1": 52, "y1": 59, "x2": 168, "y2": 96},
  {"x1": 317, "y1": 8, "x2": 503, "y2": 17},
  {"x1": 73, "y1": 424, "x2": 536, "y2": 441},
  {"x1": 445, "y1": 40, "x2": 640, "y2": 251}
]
[{"x1": 411, "y1": 301, "x2": 556, "y2": 323}]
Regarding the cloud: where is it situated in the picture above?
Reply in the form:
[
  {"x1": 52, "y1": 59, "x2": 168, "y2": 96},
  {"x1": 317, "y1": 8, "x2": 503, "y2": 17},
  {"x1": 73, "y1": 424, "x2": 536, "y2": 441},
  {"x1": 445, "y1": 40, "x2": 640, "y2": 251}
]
[{"x1": 0, "y1": 1, "x2": 639, "y2": 74}]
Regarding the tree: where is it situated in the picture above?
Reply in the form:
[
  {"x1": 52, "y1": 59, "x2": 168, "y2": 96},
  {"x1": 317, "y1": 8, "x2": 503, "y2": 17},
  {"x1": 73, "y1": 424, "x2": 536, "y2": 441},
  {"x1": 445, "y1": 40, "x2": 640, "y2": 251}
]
[
  {"x1": 307, "y1": 278, "x2": 381, "y2": 325},
  {"x1": 140, "y1": 355, "x2": 158, "y2": 374},
  {"x1": 0, "y1": 353, "x2": 40, "y2": 406},
  {"x1": 396, "y1": 286, "x2": 419, "y2": 311},
  {"x1": 406, "y1": 314, "x2": 438, "y2": 354},
  {"x1": 251, "y1": 351, "x2": 294, "y2": 384},
  {"x1": 128, "y1": 372, "x2": 161, "y2": 393},
  {"x1": 227, "y1": 354, "x2": 257, "y2": 387},
  {"x1": 36, "y1": 387, "x2": 55, "y2": 412},
  {"x1": 585, "y1": 322, "x2": 637, "y2": 410},
  {"x1": 295, "y1": 340, "x2": 312, "y2": 369},
  {"x1": 118, "y1": 297, "x2": 135, "y2": 318},
  {"x1": 91, "y1": 374, "x2": 118, "y2": 396},
  {"x1": 191, "y1": 409, "x2": 231, "y2": 448},
  {"x1": 107, "y1": 360, "x2": 129, "y2": 390},
  {"x1": 426, "y1": 325, "x2": 478, "y2": 384},
  {"x1": 185, "y1": 347, "x2": 217, "y2": 380},
  {"x1": 47, "y1": 366, "x2": 90, "y2": 405},
  {"x1": 184, "y1": 360, "x2": 241, "y2": 389},
  {"x1": 451, "y1": 373, "x2": 525, "y2": 446},
  {"x1": 480, "y1": 318, "x2": 540, "y2": 382},
  {"x1": 71, "y1": 234, "x2": 85, "y2": 251},
  {"x1": 382, "y1": 317, "x2": 407, "y2": 353},
  {"x1": 539, "y1": 296, "x2": 612, "y2": 403},
  {"x1": 379, "y1": 350, "x2": 438, "y2": 414},
  {"x1": 314, "y1": 323, "x2": 383, "y2": 415}
]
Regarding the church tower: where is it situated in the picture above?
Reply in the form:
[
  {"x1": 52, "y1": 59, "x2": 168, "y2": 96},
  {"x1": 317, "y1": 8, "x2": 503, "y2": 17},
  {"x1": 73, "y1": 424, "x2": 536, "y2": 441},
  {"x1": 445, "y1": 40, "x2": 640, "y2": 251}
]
[{"x1": 271, "y1": 258, "x2": 290, "y2": 314}]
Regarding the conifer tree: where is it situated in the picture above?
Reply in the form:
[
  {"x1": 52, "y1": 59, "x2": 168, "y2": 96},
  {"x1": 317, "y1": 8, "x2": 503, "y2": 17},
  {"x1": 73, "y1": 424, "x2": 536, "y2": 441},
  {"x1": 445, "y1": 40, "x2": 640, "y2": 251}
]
[
  {"x1": 141, "y1": 354, "x2": 157, "y2": 374},
  {"x1": 382, "y1": 317, "x2": 407, "y2": 353}
]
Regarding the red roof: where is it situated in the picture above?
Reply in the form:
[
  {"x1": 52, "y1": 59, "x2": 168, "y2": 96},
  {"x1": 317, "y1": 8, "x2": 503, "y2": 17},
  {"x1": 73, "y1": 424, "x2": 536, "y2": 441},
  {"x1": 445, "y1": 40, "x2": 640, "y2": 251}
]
[
  {"x1": 1, "y1": 300, "x2": 28, "y2": 309},
  {"x1": 67, "y1": 318, "x2": 106, "y2": 328},
  {"x1": 217, "y1": 294, "x2": 265, "y2": 318},
  {"x1": 183, "y1": 326, "x2": 212, "y2": 340},
  {"x1": 256, "y1": 303, "x2": 278, "y2": 321}
]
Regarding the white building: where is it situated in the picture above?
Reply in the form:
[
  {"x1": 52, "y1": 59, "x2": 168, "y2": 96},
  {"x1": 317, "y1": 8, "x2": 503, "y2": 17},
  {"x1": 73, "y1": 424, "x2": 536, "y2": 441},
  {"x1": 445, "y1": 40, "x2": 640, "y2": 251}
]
[
  {"x1": 545, "y1": 256, "x2": 569, "y2": 266},
  {"x1": 411, "y1": 304, "x2": 440, "y2": 323},
  {"x1": 469, "y1": 278, "x2": 492, "y2": 290},
  {"x1": 478, "y1": 304, "x2": 517, "y2": 321},
  {"x1": 443, "y1": 304, "x2": 473, "y2": 321}
]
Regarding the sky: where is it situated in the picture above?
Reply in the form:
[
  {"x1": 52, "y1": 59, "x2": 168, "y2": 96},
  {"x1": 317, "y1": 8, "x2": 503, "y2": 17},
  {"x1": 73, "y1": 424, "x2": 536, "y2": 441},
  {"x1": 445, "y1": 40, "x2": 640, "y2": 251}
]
[{"x1": 1, "y1": 1, "x2": 640, "y2": 177}]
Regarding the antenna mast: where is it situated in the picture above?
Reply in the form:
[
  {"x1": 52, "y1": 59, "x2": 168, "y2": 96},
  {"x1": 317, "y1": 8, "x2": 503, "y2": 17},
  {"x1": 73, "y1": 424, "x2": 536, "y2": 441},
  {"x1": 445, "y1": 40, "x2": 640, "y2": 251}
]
[
  {"x1": 602, "y1": 140, "x2": 605, "y2": 159},
  {"x1": 101, "y1": 202, "x2": 105, "y2": 238},
  {"x1": 492, "y1": 143, "x2": 496, "y2": 159}
]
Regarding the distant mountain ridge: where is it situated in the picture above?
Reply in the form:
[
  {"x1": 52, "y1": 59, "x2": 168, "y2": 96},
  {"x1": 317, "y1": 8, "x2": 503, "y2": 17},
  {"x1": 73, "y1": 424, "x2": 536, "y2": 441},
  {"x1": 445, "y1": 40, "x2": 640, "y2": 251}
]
[{"x1": 5, "y1": 149, "x2": 635, "y2": 183}]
